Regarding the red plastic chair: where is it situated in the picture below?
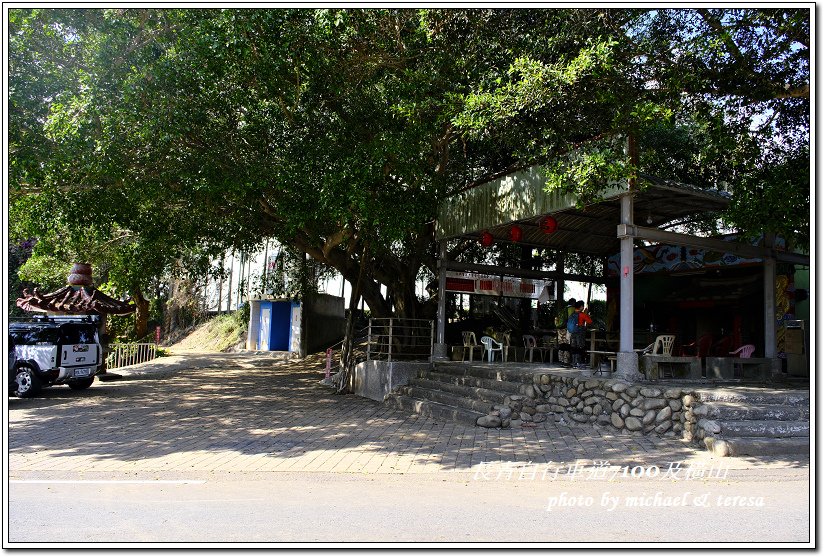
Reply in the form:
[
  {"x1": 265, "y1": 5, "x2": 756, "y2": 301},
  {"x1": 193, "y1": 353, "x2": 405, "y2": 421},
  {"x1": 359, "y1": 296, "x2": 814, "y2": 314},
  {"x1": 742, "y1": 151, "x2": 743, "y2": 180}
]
[
  {"x1": 711, "y1": 336, "x2": 733, "y2": 356},
  {"x1": 681, "y1": 334, "x2": 713, "y2": 357}
]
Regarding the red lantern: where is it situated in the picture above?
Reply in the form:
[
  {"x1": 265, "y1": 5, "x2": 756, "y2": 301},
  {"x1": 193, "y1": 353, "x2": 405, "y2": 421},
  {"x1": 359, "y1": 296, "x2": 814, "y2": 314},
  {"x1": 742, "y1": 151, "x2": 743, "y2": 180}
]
[
  {"x1": 539, "y1": 215, "x2": 558, "y2": 234},
  {"x1": 509, "y1": 225, "x2": 523, "y2": 242},
  {"x1": 480, "y1": 231, "x2": 494, "y2": 247}
]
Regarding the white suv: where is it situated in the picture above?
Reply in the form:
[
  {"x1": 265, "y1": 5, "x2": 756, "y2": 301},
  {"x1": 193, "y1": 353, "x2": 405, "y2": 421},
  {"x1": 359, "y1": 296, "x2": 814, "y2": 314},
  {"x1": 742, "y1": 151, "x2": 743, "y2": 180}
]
[{"x1": 9, "y1": 316, "x2": 102, "y2": 398}]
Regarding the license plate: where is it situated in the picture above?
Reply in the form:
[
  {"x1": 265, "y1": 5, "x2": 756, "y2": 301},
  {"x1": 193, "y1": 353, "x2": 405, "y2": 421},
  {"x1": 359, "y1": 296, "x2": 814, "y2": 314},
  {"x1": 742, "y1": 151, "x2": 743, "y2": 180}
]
[{"x1": 73, "y1": 368, "x2": 91, "y2": 377}]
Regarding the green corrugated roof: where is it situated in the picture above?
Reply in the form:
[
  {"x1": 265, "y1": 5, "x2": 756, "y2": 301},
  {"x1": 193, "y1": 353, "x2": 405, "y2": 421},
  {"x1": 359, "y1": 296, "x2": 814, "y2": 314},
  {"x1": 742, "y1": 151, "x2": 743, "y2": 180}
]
[{"x1": 436, "y1": 166, "x2": 730, "y2": 257}]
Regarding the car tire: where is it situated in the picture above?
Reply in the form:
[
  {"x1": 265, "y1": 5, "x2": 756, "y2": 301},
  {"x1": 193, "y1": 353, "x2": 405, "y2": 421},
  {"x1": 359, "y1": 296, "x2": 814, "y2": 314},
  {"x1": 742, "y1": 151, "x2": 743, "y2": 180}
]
[
  {"x1": 14, "y1": 365, "x2": 42, "y2": 398},
  {"x1": 68, "y1": 378, "x2": 95, "y2": 390}
]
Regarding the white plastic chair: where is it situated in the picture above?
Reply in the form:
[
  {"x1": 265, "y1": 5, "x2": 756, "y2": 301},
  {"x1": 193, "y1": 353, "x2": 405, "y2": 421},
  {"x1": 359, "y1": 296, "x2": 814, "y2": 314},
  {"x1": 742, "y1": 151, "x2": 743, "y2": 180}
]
[
  {"x1": 501, "y1": 332, "x2": 513, "y2": 362},
  {"x1": 541, "y1": 335, "x2": 557, "y2": 364},
  {"x1": 653, "y1": 335, "x2": 675, "y2": 356},
  {"x1": 461, "y1": 331, "x2": 481, "y2": 362},
  {"x1": 640, "y1": 335, "x2": 675, "y2": 356},
  {"x1": 522, "y1": 335, "x2": 545, "y2": 363},
  {"x1": 480, "y1": 336, "x2": 504, "y2": 362},
  {"x1": 645, "y1": 335, "x2": 676, "y2": 378}
]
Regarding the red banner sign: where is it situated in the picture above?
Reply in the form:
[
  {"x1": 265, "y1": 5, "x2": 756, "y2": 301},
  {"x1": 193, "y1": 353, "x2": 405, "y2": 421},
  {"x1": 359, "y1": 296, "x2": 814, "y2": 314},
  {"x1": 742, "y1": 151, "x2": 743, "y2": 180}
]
[{"x1": 445, "y1": 272, "x2": 545, "y2": 299}]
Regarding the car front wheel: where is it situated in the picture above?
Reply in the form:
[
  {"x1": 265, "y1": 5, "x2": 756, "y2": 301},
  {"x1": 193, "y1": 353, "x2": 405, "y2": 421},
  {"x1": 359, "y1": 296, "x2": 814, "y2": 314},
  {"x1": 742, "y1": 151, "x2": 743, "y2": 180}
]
[
  {"x1": 14, "y1": 366, "x2": 42, "y2": 398},
  {"x1": 68, "y1": 378, "x2": 94, "y2": 390}
]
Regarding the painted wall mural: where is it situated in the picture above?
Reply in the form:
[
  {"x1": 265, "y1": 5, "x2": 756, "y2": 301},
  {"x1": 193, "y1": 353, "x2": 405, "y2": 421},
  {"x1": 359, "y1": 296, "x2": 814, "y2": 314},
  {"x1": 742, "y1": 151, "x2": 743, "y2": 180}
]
[{"x1": 607, "y1": 243, "x2": 766, "y2": 276}]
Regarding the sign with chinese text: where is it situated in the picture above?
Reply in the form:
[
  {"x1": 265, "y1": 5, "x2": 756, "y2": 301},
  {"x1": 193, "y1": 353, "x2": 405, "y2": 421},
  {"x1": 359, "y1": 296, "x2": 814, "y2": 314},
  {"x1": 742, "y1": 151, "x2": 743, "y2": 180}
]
[{"x1": 445, "y1": 271, "x2": 548, "y2": 300}]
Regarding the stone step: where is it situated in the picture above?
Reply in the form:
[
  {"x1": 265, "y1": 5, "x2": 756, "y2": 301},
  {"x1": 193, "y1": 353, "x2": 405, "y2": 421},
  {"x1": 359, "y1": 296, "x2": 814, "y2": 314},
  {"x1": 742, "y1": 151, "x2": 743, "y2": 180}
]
[
  {"x1": 418, "y1": 369, "x2": 527, "y2": 396},
  {"x1": 695, "y1": 388, "x2": 809, "y2": 406},
  {"x1": 432, "y1": 362, "x2": 537, "y2": 384},
  {"x1": 693, "y1": 402, "x2": 809, "y2": 421},
  {"x1": 408, "y1": 377, "x2": 510, "y2": 405},
  {"x1": 704, "y1": 436, "x2": 810, "y2": 458},
  {"x1": 717, "y1": 420, "x2": 810, "y2": 438},
  {"x1": 397, "y1": 385, "x2": 497, "y2": 414},
  {"x1": 385, "y1": 393, "x2": 485, "y2": 427}
]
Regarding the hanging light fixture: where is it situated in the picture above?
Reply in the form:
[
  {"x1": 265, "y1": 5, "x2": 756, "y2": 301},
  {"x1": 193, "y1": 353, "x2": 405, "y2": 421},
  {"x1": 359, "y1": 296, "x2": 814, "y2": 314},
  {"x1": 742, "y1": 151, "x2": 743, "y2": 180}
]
[
  {"x1": 480, "y1": 231, "x2": 494, "y2": 247},
  {"x1": 539, "y1": 215, "x2": 558, "y2": 234},
  {"x1": 509, "y1": 225, "x2": 523, "y2": 242}
]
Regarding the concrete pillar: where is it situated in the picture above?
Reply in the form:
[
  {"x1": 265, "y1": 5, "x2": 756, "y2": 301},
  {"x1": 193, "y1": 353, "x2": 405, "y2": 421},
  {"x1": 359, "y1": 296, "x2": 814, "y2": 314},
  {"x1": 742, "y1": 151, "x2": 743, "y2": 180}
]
[
  {"x1": 97, "y1": 316, "x2": 110, "y2": 375},
  {"x1": 617, "y1": 192, "x2": 641, "y2": 381},
  {"x1": 519, "y1": 245, "x2": 532, "y2": 330},
  {"x1": 432, "y1": 240, "x2": 449, "y2": 360},
  {"x1": 764, "y1": 234, "x2": 777, "y2": 359},
  {"x1": 555, "y1": 252, "x2": 565, "y2": 309},
  {"x1": 247, "y1": 299, "x2": 262, "y2": 350}
]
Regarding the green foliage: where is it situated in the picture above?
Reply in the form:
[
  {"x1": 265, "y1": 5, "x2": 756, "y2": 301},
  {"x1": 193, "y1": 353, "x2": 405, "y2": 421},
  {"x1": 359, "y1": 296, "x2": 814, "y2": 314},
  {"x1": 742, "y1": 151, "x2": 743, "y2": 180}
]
[
  {"x1": 259, "y1": 246, "x2": 335, "y2": 301},
  {"x1": 17, "y1": 254, "x2": 72, "y2": 292},
  {"x1": 454, "y1": 38, "x2": 619, "y2": 133},
  {"x1": 543, "y1": 138, "x2": 630, "y2": 204},
  {"x1": 106, "y1": 314, "x2": 136, "y2": 342},
  {"x1": 8, "y1": 239, "x2": 37, "y2": 318},
  {"x1": 725, "y1": 145, "x2": 810, "y2": 249},
  {"x1": 7, "y1": 7, "x2": 810, "y2": 330},
  {"x1": 587, "y1": 299, "x2": 607, "y2": 328},
  {"x1": 452, "y1": 8, "x2": 809, "y2": 248}
]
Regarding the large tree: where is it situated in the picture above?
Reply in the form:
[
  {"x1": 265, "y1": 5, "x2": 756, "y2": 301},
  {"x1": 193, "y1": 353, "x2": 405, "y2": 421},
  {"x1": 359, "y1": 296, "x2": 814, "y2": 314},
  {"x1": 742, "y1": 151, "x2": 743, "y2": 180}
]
[
  {"x1": 9, "y1": 8, "x2": 810, "y2": 327},
  {"x1": 454, "y1": 8, "x2": 809, "y2": 245}
]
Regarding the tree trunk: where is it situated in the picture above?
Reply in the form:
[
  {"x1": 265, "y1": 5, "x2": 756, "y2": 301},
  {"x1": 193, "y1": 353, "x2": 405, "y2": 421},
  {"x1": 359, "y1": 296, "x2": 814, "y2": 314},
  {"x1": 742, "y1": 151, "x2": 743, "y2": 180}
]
[
  {"x1": 336, "y1": 243, "x2": 369, "y2": 394},
  {"x1": 133, "y1": 287, "x2": 150, "y2": 339},
  {"x1": 226, "y1": 250, "x2": 234, "y2": 312}
]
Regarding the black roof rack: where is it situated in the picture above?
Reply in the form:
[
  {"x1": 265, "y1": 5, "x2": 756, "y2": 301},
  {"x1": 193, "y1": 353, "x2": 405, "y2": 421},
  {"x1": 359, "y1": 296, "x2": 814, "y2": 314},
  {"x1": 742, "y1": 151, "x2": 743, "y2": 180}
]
[{"x1": 9, "y1": 315, "x2": 99, "y2": 324}]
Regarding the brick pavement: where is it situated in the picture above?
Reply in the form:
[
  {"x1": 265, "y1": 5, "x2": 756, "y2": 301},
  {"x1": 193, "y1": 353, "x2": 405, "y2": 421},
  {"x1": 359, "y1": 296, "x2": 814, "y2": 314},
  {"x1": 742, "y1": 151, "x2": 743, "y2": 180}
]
[{"x1": 7, "y1": 351, "x2": 805, "y2": 478}]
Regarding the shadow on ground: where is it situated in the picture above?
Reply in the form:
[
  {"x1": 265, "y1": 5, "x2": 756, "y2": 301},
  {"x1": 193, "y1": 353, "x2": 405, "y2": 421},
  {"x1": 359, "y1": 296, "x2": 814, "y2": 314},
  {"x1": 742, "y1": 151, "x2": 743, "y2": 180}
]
[{"x1": 7, "y1": 351, "x2": 810, "y2": 472}]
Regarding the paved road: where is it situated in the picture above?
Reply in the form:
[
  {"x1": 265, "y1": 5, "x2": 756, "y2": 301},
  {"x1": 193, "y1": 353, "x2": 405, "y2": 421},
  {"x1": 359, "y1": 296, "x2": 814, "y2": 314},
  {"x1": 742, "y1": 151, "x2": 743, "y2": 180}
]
[
  {"x1": 8, "y1": 469, "x2": 810, "y2": 544},
  {"x1": 6, "y1": 351, "x2": 811, "y2": 545}
]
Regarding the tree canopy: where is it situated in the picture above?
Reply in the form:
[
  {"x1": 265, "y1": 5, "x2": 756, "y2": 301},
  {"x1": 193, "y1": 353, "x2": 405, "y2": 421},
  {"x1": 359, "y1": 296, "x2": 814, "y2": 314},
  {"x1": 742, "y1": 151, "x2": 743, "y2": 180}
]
[{"x1": 8, "y1": 8, "x2": 810, "y2": 321}]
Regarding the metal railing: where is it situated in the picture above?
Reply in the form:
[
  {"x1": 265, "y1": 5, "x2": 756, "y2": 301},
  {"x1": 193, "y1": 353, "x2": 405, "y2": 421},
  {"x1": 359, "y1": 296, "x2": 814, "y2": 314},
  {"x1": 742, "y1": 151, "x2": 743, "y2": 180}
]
[
  {"x1": 366, "y1": 318, "x2": 434, "y2": 362},
  {"x1": 106, "y1": 343, "x2": 159, "y2": 370},
  {"x1": 323, "y1": 327, "x2": 369, "y2": 378}
]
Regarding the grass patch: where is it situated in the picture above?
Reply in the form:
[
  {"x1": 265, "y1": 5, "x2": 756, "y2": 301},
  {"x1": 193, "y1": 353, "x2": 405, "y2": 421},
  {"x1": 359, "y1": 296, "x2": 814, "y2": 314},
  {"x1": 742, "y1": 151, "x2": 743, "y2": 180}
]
[{"x1": 169, "y1": 310, "x2": 249, "y2": 353}]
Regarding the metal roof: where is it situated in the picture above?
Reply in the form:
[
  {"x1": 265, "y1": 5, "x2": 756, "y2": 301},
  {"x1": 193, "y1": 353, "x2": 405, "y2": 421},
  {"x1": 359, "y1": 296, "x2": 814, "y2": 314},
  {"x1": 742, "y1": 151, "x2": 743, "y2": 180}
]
[{"x1": 436, "y1": 166, "x2": 731, "y2": 257}]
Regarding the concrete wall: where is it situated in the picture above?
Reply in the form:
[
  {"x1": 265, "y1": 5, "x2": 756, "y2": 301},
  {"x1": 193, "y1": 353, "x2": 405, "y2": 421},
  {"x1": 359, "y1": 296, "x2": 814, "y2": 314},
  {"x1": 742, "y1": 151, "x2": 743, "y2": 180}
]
[
  {"x1": 304, "y1": 294, "x2": 346, "y2": 355},
  {"x1": 352, "y1": 360, "x2": 430, "y2": 402},
  {"x1": 309, "y1": 294, "x2": 345, "y2": 317},
  {"x1": 246, "y1": 299, "x2": 262, "y2": 350}
]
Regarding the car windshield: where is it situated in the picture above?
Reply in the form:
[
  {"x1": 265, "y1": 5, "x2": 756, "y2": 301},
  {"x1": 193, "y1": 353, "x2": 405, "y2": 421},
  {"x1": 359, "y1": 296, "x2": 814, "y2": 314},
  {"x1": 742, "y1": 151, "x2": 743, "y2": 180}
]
[
  {"x1": 60, "y1": 325, "x2": 97, "y2": 344},
  {"x1": 11, "y1": 327, "x2": 60, "y2": 345}
]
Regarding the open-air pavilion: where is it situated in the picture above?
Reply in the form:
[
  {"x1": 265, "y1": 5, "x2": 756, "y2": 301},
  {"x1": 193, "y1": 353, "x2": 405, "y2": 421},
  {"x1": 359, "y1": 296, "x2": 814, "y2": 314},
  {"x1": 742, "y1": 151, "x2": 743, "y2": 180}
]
[
  {"x1": 345, "y1": 158, "x2": 809, "y2": 453},
  {"x1": 431, "y1": 164, "x2": 810, "y2": 382}
]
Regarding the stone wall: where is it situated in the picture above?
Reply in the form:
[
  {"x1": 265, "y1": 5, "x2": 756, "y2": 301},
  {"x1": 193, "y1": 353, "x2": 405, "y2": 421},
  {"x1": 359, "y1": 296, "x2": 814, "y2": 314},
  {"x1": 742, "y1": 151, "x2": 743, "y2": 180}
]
[{"x1": 478, "y1": 372, "x2": 698, "y2": 441}]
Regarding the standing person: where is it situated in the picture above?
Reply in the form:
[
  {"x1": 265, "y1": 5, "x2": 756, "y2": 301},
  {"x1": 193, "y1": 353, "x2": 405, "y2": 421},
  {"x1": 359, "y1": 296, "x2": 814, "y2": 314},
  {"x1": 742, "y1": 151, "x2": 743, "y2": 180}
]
[
  {"x1": 567, "y1": 300, "x2": 593, "y2": 369},
  {"x1": 566, "y1": 298, "x2": 577, "y2": 319},
  {"x1": 558, "y1": 298, "x2": 577, "y2": 365}
]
